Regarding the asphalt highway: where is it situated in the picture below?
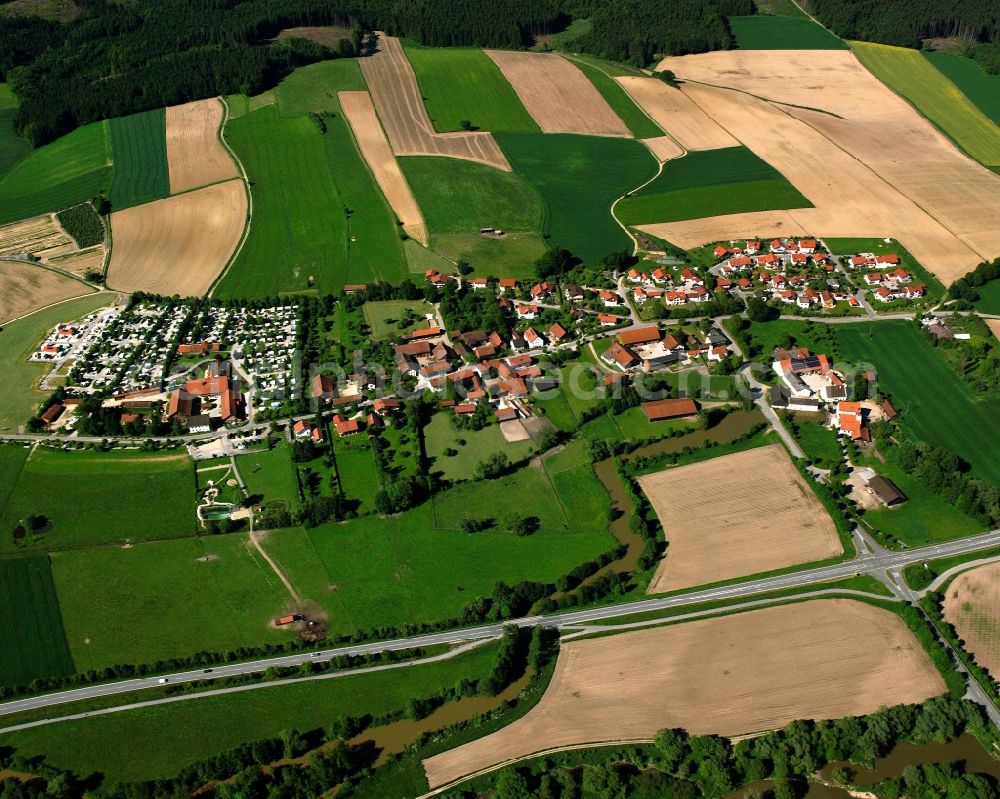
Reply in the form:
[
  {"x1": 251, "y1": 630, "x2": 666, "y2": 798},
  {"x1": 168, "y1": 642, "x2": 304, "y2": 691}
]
[{"x1": 3, "y1": 527, "x2": 999, "y2": 718}]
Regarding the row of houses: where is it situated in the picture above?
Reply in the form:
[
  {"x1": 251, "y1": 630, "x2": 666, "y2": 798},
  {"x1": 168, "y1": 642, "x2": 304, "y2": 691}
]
[{"x1": 602, "y1": 325, "x2": 732, "y2": 372}]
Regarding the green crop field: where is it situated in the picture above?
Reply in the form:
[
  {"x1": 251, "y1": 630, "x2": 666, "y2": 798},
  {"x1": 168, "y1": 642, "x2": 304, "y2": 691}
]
[
  {"x1": 496, "y1": 132, "x2": 657, "y2": 265},
  {"x1": 834, "y1": 321, "x2": 1000, "y2": 484},
  {"x1": 236, "y1": 444, "x2": 299, "y2": 509},
  {"x1": 0, "y1": 293, "x2": 115, "y2": 431},
  {"x1": 851, "y1": 42, "x2": 1000, "y2": 167},
  {"x1": 432, "y1": 231, "x2": 547, "y2": 280},
  {"x1": 616, "y1": 146, "x2": 812, "y2": 225},
  {"x1": 404, "y1": 46, "x2": 539, "y2": 133},
  {"x1": 107, "y1": 108, "x2": 169, "y2": 209},
  {"x1": 0, "y1": 120, "x2": 110, "y2": 224},
  {"x1": 362, "y1": 299, "x2": 433, "y2": 339},
  {"x1": 0, "y1": 447, "x2": 196, "y2": 554},
  {"x1": 729, "y1": 15, "x2": 847, "y2": 50},
  {"x1": 0, "y1": 83, "x2": 30, "y2": 179},
  {"x1": 0, "y1": 554, "x2": 75, "y2": 687},
  {"x1": 424, "y1": 413, "x2": 534, "y2": 482},
  {"x1": 559, "y1": 57, "x2": 663, "y2": 139},
  {"x1": 52, "y1": 533, "x2": 297, "y2": 672},
  {"x1": 0, "y1": 640, "x2": 498, "y2": 784},
  {"x1": 924, "y1": 51, "x2": 1000, "y2": 126}
]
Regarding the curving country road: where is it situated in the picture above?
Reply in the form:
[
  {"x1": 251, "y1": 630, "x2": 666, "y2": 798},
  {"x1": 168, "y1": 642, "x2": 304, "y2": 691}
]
[{"x1": 2, "y1": 527, "x2": 999, "y2": 720}]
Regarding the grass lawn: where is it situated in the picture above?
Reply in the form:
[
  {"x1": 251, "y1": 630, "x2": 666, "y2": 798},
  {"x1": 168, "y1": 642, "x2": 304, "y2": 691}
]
[
  {"x1": 52, "y1": 533, "x2": 296, "y2": 673},
  {"x1": 851, "y1": 42, "x2": 1000, "y2": 167},
  {"x1": 235, "y1": 443, "x2": 299, "y2": 510},
  {"x1": 424, "y1": 413, "x2": 534, "y2": 482},
  {"x1": 0, "y1": 293, "x2": 115, "y2": 431},
  {"x1": 834, "y1": 321, "x2": 1000, "y2": 484},
  {"x1": 432, "y1": 231, "x2": 547, "y2": 280},
  {"x1": 361, "y1": 299, "x2": 434, "y2": 339},
  {"x1": 824, "y1": 236, "x2": 945, "y2": 301},
  {"x1": 333, "y1": 438, "x2": 381, "y2": 514},
  {"x1": 742, "y1": 317, "x2": 836, "y2": 359},
  {"x1": 496, "y1": 132, "x2": 657, "y2": 265},
  {"x1": 924, "y1": 51, "x2": 1000, "y2": 126},
  {"x1": 404, "y1": 239, "x2": 456, "y2": 276},
  {"x1": 566, "y1": 57, "x2": 663, "y2": 138},
  {"x1": 0, "y1": 83, "x2": 30, "y2": 179},
  {"x1": 400, "y1": 156, "x2": 543, "y2": 235},
  {"x1": 860, "y1": 458, "x2": 983, "y2": 547},
  {"x1": 616, "y1": 146, "x2": 812, "y2": 225},
  {"x1": 404, "y1": 46, "x2": 539, "y2": 133},
  {"x1": 0, "y1": 554, "x2": 75, "y2": 687},
  {"x1": 533, "y1": 390, "x2": 577, "y2": 432},
  {"x1": 0, "y1": 120, "x2": 110, "y2": 224},
  {"x1": 789, "y1": 415, "x2": 841, "y2": 467},
  {"x1": 0, "y1": 447, "x2": 197, "y2": 554},
  {"x1": 107, "y1": 108, "x2": 169, "y2": 209},
  {"x1": 974, "y1": 280, "x2": 1000, "y2": 314},
  {"x1": 614, "y1": 406, "x2": 698, "y2": 440},
  {"x1": 541, "y1": 439, "x2": 610, "y2": 531},
  {"x1": 728, "y1": 15, "x2": 847, "y2": 50},
  {"x1": 580, "y1": 411, "x2": 621, "y2": 441},
  {"x1": 0, "y1": 640, "x2": 499, "y2": 784}
]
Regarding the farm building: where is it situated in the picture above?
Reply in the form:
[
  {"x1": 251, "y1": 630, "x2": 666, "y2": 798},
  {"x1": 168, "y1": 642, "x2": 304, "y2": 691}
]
[
  {"x1": 868, "y1": 476, "x2": 907, "y2": 507},
  {"x1": 642, "y1": 398, "x2": 698, "y2": 422}
]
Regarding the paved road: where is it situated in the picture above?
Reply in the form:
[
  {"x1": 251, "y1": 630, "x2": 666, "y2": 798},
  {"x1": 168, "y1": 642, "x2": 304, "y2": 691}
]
[{"x1": 3, "y1": 527, "x2": 999, "y2": 718}]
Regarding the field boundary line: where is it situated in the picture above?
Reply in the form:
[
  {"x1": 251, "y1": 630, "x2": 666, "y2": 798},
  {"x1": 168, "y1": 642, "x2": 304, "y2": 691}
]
[
  {"x1": 0, "y1": 637, "x2": 498, "y2": 736},
  {"x1": 207, "y1": 97, "x2": 253, "y2": 298}
]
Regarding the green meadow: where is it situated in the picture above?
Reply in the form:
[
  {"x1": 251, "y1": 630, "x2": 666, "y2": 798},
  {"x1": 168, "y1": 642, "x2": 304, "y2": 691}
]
[
  {"x1": 834, "y1": 321, "x2": 1000, "y2": 484},
  {"x1": 729, "y1": 15, "x2": 847, "y2": 50},
  {"x1": 361, "y1": 299, "x2": 433, "y2": 339},
  {"x1": 0, "y1": 83, "x2": 30, "y2": 179},
  {"x1": 0, "y1": 120, "x2": 110, "y2": 224},
  {"x1": 0, "y1": 554, "x2": 74, "y2": 687},
  {"x1": 236, "y1": 443, "x2": 299, "y2": 510},
  {"x1": 616, "y1": 146, "x2": 811, "y2": 225},
  {"x1": 973, "y1": 280, "x2": 1000, "y2": 314},
  {"x1": 567, "y1": 57, "x2": 664, "y2": 138},
  {"x1": 496, "y1": 132, "x2": 657, "y2": 265},
  {"x1": 424, "y1": 413, "x2": 534, "y2": 482},
  {"x1": 924, "y1": 51, "x2": 1000, "y2": 126},
  {"x1": 404, "y1": 46, "x2": 539, "y2": 133},
  {"x1": 107, "y1": 108, "x2": 169, "y2": 209},
  {"x1": 0, "y1": 447, "x2": 196, "y2": 554},
  {"x1": 332, "y1": 436, "x2": 381, "y2": 514}
]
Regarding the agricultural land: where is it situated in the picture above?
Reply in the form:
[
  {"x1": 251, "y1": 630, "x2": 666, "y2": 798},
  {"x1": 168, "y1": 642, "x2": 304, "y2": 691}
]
[
  {"x1": 943, "y1": 563, "x2": 1000, "y2": 680},
  {"x1": 106, "y1": 108, "x2": 169, "y2": 209},
  {"x1": 165, "y1": 99, "x2": 239, "y2": 193}
]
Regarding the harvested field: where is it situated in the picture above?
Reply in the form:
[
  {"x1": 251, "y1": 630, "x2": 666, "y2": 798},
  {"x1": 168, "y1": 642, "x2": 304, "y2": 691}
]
[
  {"x1": 423, "y1": 599, "x2": 945, "y2": 787},
  {"x1": 944, "y1": 563, "x2": 1000, "y2": 679},
  {"x1": 339, "y1": 91, "x2": 427, "y2": 246},
  {"x1": 47, "y1": 246, "x2": 105, "y2": 277},
  {"x1": 641, "y1": 135, "x2": 684, "y2": 162},
  {"x1": 986, "y1": 319, "x2": 1000, "y2": 342},
  {"x1": 0, "y1": 214, "x2": 73, "y2": 258},
  {"x1": 165, "y1": 99, "x2": 239, "y2": 194},
  {"x1": 485, "y1": 50, "x2": 630, "y2": 138},
  {"x1": 0, "y1": 260, "x2": 95, "y2": 323},
  {"x1": 637, "y1": 209, "x2": 806, "y2": 249},
  {"x1": 359, "y1": 35, "x2": 510, "y2": 170},
  {"x1": 651, "y1": 50, "x2": 1000, "y2": 281},
  {"x1": 641, "y1": 443, "x2": 842, "y2": 593},
  {"x1": 107, "y1": 179, "x2": 246, "y2": 296},
  {"x1": 615, "y1": 77, "x2": 738, "y2": 150}
]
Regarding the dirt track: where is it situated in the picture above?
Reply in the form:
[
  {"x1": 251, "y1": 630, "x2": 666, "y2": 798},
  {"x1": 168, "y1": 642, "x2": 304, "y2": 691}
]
[
  {"x1": 0, "y1": 261, "x2": 95, "y2": 323},
  {"x1": 616, "y1": 77, "x2": 737, "y2": 150},
  {"x1": 107, "y1": 179, "x2": 247, "y2": 296},
  {"x1": 485, "y1": 51, "x2": 630, "y2": 138},
  {"x1": 166, "y1": 99, "x2": 240, "y2": 194},
  {"x1": 359, "y1": 35, "x2": 510, "y2": 170},
  {"x1": 647, "y1": 50, "x2": 1000, "y2": 284},
  {"x1": 423, "y1": 598, "x2": 945, "y2": 788},
  {"x1": 339, "y1": 91, "x2": 428, "y2": 246},
  {"x1": 641, "y1": 444, "x2": 843, "y2": 593},
  {"x1": 943, "y1": 563, "x2": 1000, "y2": 680}
]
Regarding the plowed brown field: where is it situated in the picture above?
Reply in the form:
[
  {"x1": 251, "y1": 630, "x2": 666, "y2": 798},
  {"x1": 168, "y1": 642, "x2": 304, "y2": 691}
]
[
  {"x1": 642, "y1": 444, "x2": 843, "y2": 593},
  {"x1": 106, "y1": 179, "x2": 247, "y2": 296},
  {"x1": 616, "y1": 77, "x2": 738, "y2": 150},
  {"x1": 943, "y1": 562, "x2": 1000, "y2": 680},
  {"x1": 646, "y1": 50, "x2": 1000, "y2": 284},
  {"x1": 359, "y1": 35, "x2": 510, "y2": 170},
  {"x1": 485, "y1": 51, "x2": 630, "y2": 138},
  {"x1": 339, "y1": 91, "x2": 427, "y2": 245},
  {"x1": 423, "y1": 599, "x2": 945, "y2": 788},
  {"x1": 165, "y1": 99, "x2": 240, "y2": 194},
  {"x1": 0, "y1": 261, "x2": 95, "y2": 323}
]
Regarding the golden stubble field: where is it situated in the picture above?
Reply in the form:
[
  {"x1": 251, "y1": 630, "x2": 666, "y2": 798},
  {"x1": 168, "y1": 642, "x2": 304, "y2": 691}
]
[
  {"x1": 106, "y1": 179, "x2": 247, "y2": 296},
  {"x1": 645, "y1": 49, "x2": 1000, "y2": 284},
  {"x1": 0, "y1": 261, "x2": 95, "y2": 323},
  {"x1": 339, "y1": 91, "x2": 428, "y2": 246},
  {"x1": 943, "y1": 562, "x2": 1000, "y2": 680},
  {"x1": 641, "y1": 444, "x2": 843, "y2": 593},
  {"x1": 423, "y1": 599, "x2": 945, "y2": 788},
  {"x1": 359, "y1": 35, "x2": 511, "y2": 170},
  {"x1": 165, "y1": 99, "x2": 240, "y2": 194},
  {"x1": 485, "y1": 50, "x2": 631, "y2": 138},
  {"x1": 615, "y1": 76, "x2": 737, "y2": 150}
]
